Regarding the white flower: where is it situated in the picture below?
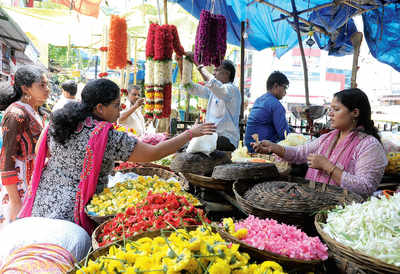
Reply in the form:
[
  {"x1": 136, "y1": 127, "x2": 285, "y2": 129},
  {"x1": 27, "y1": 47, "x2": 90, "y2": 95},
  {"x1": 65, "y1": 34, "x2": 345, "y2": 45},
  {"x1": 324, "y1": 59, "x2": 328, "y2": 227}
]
[
  {"x1": 145, "y1": 59, "x2": 154, "y2": 85},
  {"x1": 182, "y1": 58, "x2": 193, "y2": 86}
]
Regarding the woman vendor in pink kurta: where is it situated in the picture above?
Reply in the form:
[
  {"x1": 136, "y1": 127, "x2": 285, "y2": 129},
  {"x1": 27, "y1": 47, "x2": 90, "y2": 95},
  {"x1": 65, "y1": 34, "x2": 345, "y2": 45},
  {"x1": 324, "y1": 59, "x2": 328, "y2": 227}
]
[
  {"x1": 283, "y1": 129, "x2": 387, "y2": 197},
  {"x1": 252, "y1": 88, "x2": 387, "y2": 198}
]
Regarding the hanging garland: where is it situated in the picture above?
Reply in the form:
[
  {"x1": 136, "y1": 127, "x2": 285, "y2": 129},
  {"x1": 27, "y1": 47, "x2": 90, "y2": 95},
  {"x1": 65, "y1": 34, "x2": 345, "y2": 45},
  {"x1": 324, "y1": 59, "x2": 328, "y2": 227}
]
[
  {"x1": 182, "y1": 56, "x2": 193, "y2": 89},
  {"x1": 144, "y1": 23, "x2": 185, "y2": 119},
  {"x1": 194, "y1": 10, "x2": 227, "y2": 67},
  {"x1": 107, "y1": 15, "x2": 127, "y2": 69}
]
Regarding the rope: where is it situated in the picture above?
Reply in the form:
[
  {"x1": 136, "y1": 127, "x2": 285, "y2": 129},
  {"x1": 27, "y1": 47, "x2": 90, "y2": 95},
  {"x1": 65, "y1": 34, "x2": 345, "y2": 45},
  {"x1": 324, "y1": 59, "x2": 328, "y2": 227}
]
[{"x1": 156, "y1": 0, "x2": 162, "y2": 24}]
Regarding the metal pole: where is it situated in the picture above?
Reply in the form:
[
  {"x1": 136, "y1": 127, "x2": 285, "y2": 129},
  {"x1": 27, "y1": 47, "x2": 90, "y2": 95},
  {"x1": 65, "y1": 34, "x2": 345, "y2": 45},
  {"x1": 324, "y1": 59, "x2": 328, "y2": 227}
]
[
  {"x1": 291, "y1": 0, "x2": 310, "y2": 106},
  {"x1": 240, "y1": 21, "x2": 245, "y2": 139}
]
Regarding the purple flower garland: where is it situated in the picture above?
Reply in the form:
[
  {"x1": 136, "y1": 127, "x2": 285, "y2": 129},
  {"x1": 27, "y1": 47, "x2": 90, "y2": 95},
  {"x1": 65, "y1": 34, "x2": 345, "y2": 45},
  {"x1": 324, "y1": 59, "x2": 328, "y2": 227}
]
[{"x1": 194, "y1": 10, "x2": 227, "y2": 67}]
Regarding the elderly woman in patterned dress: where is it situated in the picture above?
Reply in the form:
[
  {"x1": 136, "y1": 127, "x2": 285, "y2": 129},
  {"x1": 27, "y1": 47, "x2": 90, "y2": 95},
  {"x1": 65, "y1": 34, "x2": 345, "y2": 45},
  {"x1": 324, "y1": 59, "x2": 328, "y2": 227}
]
[
  {"x1": 18, "y1": 78, "x2": 215, "y2": 233},
  {"x1": 0, "y1": 65, "x2": 49, "y2": 223},
  {"x1": 252, "y1": 88, "x2": 387, "y2": 198}
]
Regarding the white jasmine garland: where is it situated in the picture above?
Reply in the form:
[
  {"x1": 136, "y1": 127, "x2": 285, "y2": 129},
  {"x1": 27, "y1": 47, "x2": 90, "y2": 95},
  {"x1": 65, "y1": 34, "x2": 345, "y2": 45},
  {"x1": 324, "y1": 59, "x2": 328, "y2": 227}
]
[
  {"x1": 145, "y1": 59, "x2": 154, "y2": 86},
  {"x1": 322, "y1": 193, "x2": 400, "y2": 266},
  {"x1": 182, "y1": 57, "x2": 193, "y2": 89}
]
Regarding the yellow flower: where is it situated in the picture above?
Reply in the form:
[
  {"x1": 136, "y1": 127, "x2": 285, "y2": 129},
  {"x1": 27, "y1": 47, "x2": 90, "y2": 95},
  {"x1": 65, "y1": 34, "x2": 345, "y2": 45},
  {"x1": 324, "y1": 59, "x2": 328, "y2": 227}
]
[
  {"x1": 133, "y1": 256, "x2": 153, "y2": 271},
  {"x1": 232, "y1": 228, "x2": 248, "y2": 240},
  {"x1": 208, "y1": 258, "x2": 231, "y2": 274},
  {"x1": 255, "y1": 261, "x2": 285, "y2": 274}
]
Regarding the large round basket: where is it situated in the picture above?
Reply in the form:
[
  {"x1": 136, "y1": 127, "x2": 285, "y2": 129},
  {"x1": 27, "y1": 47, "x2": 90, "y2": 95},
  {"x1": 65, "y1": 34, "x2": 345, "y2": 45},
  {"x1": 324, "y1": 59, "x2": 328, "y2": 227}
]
[
  {"x1": 70, "y1": 226, "x2": 204, "y2": 273},
  {"x1": 87, "y1": 167, "x2": 189, "y2": 225},
  {"x1": 218, "y1": 229, "x2": 323, "y2": 272},
  {"x1": 183, "y1": 172, "x2": 233, "y2": 191},
  {"x1": 315, "y1": 211, "x2": 400, "y2": 274},
  {"x1": 91, "y1": 219, "x2": 108, "y2": 250},
  {"x1": 233, "y1": 176, "x2": 363, "y2": 231}
]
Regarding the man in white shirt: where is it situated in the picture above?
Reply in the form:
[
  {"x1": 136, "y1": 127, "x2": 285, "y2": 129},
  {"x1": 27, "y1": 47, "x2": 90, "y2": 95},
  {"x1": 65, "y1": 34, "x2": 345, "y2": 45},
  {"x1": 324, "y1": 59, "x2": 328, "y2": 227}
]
[
  {"x1": 119, "y1": 85, "x2": 146, "y2": 136},
  {"x1": 52, "y1": 80, "x2": 77, "y2": 111},
  {"x1": 188, "y1": 59, "x2": 241, "y2": 151}
]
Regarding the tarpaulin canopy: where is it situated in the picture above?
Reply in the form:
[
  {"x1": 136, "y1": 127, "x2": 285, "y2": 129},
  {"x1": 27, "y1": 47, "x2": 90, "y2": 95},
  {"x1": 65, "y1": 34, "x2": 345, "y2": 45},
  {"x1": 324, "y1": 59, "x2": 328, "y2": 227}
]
[{"x1": 170, "y1": 0, "x2": 400, "y2": 72}]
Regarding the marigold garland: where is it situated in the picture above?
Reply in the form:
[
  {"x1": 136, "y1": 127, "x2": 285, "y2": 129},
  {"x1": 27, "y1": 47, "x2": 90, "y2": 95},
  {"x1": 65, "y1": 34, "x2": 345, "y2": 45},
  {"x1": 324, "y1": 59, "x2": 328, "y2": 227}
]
[{"x1": 107, "y1": 15, "x2": 127, "y2": 69}]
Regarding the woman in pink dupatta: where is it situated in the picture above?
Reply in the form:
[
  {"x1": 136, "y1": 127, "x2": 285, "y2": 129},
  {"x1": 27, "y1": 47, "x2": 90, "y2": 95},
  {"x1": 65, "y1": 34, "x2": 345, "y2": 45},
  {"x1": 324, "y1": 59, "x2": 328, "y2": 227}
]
[
  {"x1": 252, "y1": 88, "x2": 387, "y2": 198},
  {"x1": 18, "y1": 79, "x2": 216, "y2": 234}
]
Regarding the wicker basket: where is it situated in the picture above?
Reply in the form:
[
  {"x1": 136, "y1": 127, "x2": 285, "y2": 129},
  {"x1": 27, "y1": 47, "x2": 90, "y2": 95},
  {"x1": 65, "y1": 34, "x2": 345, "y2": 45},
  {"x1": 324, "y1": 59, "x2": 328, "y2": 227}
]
[
  {"x1": 315, "y1": 211, "x2": 400, "y2": 274},
  {"x1": 70, "y1": 226, "x2": 203, "y2": 273},
  {"x1": 218, "y1": 229, "x2": 323, "y2": 272},
  {"x1": 87, "y1": 167, "x2": 189, "y2": 224},
  {"x1": 91, "y1": 219, "x2": 108, "y2": 250},
  {"x1": 233, "y1": 176, "x2": 363, "y2": 230},
  {"x1": 183, "y1": 172, "x2": 233, "y2": 191}
]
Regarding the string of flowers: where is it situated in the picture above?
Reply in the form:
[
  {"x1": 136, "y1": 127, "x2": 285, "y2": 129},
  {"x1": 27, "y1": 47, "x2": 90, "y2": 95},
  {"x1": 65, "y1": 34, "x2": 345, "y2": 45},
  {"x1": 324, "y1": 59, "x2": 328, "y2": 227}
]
[
  {"x1": 107, "y1": 15, "x2": 127, "y2": 69},
  {"x1": 182, "y1": 56, "x2": 193, "y2": 89},
  {"x1": 194, "y1": 10, "x2": 227, "y2": 67},
  {"x1": 144, "y1": 23, "x2": 184, "y2": 119}
]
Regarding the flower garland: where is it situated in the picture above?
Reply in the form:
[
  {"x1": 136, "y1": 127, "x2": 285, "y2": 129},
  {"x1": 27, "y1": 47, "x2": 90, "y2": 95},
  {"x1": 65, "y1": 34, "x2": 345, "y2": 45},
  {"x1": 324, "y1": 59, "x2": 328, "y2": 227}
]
[
  {"x1": 182, "y1": 56, "x2": 193, "y2": 89},
  {"x1": 107, "y1": 15, "x2": 127, "y2": 69},
  {"x1": 194, "y1": 10, "x2": 227, "y2": 67},
  {"x1": 144, "y1": 23, "x2": 185, "y2": 119}
]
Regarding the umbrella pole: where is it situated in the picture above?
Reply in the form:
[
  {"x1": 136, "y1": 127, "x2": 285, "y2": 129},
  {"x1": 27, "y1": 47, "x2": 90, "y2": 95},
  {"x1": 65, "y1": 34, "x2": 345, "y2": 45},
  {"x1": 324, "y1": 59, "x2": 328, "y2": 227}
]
[
  {"x1": 350, "y1": 32, "x2": 363, "y2": 88},
  {"x1": 291, "y1": 0, "x2": 310, "y2": 106},
  {"x1": 240, "y1": 21, "x2": 245, "y2": 140}
]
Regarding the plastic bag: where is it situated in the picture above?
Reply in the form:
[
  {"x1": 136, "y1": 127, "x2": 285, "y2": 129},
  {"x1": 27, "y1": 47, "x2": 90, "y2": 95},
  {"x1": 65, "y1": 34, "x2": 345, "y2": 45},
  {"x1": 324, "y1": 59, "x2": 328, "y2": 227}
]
[
  {"x1": 0, "y1": 217, "x2": 91, "y2": 264},
  {"x1": 186, "y1": 133, "x2": 218, "y2": 156}
]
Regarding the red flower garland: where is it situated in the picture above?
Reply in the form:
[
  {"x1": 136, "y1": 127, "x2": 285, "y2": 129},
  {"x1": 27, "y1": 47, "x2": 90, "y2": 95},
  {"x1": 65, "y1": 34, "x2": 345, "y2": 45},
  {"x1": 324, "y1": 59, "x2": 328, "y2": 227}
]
[
  {"x1": 98, "y1": 72, "x2": 108, "y2": 78},
  {"x1": 107, "y1": 15, "x2": 127, "y2": 69},
  {"x1": 154, "y1": 25, "x2": 174, "y2": 60},
  {"x1": 162, "y1": 83, "x2": 172, "y2": 118},
  {"x1": 145, "y1": 23, "x2": 158, "y2": 58},
  {"x1": 169, "y1": 25, "x2": 185, "y2": 57},
  {"x1": 99, "y1": 46, "x2": 108, "y2": 52}
]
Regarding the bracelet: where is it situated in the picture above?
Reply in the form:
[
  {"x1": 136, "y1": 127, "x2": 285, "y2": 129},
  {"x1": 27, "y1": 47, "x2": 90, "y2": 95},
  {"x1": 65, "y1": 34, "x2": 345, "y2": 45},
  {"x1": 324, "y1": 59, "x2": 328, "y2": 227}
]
[
  {"x1": 185, "y1": 129, "x2": 193, "y2": 140},
  {"x1": 197, "y1": 65, "x2": 204, "y2": 70}
]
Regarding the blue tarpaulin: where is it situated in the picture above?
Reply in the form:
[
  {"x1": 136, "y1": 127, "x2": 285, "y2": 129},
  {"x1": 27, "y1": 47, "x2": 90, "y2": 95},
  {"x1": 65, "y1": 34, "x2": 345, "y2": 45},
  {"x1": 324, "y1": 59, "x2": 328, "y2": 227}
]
[{"x1": 169, "y1": 0, "x2": 400, "y2": 72}]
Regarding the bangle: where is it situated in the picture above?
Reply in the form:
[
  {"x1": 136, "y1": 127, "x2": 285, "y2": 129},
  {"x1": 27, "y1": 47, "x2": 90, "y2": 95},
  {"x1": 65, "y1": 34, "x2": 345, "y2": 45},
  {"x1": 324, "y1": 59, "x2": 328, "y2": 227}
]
[
  {"x1": 185, "y1": 129, "x2": 193, "y2": 140},
  {"x1": 197, "y1": 65, "x2": 204, "y2": 70}
]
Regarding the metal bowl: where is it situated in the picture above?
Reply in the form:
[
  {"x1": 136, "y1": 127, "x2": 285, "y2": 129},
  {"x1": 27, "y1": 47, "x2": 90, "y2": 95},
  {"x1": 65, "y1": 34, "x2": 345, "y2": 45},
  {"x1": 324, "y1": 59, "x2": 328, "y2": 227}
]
[{"x1": 289, "y1": 104, "x2": 328, "y2": 121}]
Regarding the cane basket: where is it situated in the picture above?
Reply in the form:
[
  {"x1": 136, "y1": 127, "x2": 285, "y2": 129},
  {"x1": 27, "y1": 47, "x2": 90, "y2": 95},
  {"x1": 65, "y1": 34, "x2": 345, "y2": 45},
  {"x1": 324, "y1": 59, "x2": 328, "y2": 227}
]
[
  {"x1": 86, "y1": 167, "x2": 189, "y2": 224},
  {"x1": 183, "y1": 172, "x2": 233, "y2": 191},
  {"x1": 233, "y1": 176, "x2": 363, "y2": 230},
  {"x1": 218, "y1": 229, "x2": 323, "y2": 272},
  {"x1": 315, "y1": 211, "x2": 400, "y2": 274}
]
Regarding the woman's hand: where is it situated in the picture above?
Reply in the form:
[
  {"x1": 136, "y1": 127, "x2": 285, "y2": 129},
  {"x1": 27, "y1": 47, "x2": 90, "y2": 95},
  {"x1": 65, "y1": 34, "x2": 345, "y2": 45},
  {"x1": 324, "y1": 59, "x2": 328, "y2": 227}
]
[
  {"x1": 8, "y1": 198, "x2": 22, "y2": 222},
  {"x1": 190, "y1": 123, "x2": 216, "y2": 138},
  {"x1": 307, "y1": 154, "x2": 332, "y2": 171}
]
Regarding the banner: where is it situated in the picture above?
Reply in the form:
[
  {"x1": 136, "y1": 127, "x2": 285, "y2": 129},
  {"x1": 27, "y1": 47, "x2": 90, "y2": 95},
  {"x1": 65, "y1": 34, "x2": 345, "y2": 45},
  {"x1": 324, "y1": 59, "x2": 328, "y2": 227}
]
[{"x1": 51, "y1": 0, "x2": 102, "y2": 18}]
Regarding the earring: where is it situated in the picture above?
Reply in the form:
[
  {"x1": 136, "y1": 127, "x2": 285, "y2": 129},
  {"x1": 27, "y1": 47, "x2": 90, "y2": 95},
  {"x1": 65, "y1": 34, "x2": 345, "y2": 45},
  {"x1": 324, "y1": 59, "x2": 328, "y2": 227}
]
[{"x1": 24, "y1": 94, "x2": 32, "y2": 101}]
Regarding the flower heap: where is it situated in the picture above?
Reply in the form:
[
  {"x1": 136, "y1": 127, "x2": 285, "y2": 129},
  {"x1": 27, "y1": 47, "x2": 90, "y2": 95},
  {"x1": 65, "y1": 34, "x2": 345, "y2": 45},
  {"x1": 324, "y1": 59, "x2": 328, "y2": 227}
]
[
  {"x1": 97, "y1": 192, "x2": 208, "y2": 247},
  {"x1": 78, "y1": 225, "x2": 286, "y2": 274},
  {"x1": 222, "y1": 216, "x2": 328, "y2": 261},
  {"x1": 86, "y1": 175, "x2": 200, "y2": 217},
  {"x1": 194, "y1": 9, "x2": 227, "y2": 67},
  {"x1": 145, "y1": 23, "x2": 185, "y2": 119},
  {"x1": 107, "y1": 15, "x2": 127, "y2": 69}
]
